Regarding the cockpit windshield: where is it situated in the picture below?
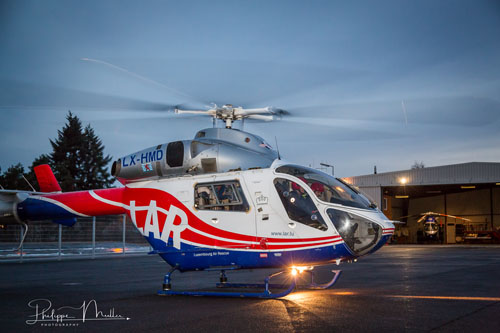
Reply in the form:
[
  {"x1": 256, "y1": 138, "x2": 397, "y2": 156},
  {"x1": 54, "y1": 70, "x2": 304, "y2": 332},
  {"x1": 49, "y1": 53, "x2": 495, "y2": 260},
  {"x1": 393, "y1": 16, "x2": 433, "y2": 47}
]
[
  {"x1": 424, "y1": 223, "x2": 439, "y2": 232},
  {"x1": 275, "y1": 165, "x2": 376, "y2": 210}
]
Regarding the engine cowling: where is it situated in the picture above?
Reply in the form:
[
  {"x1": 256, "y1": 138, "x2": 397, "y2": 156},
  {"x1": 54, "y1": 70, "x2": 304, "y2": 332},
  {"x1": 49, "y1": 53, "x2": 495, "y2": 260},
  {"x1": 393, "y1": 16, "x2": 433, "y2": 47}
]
[{"x1": 111, "y1": 128, "x2": 278, "y2": 183}]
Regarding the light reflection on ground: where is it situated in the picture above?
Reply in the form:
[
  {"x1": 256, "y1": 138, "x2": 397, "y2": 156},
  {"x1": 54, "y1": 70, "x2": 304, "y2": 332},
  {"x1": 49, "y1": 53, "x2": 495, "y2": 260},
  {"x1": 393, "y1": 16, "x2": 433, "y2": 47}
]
[
  {"x1": 286, "y1": 289, "x2": 500, "y2": 303},
  {"x1": 387, "y1": 295, "x2": 500, "y2": 302}
]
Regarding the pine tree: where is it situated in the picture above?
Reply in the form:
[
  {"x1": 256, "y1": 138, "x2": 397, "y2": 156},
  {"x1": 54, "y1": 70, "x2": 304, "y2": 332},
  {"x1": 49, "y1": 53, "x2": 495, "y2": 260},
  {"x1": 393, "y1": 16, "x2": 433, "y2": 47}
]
[
  {"x1": 1, "y1": 112, "x2": 113, "y2": 191},
  {"x1": 50, "y1": 112, "x2": 86, "y2": 191},
  {"x1": 81, "y1": 125, "x2": 112, "y2": 189},
  {"x1": 47, "y1": 111, "x2": 113, "y2": 191},
  {"x1": 0, "y1": 163, "x2": 32, "y2": 190}
]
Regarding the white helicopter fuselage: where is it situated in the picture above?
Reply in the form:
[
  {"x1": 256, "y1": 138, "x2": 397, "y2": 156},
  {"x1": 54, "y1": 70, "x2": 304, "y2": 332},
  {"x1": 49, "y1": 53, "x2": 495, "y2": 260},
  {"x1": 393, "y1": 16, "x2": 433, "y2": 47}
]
[
  {"x1": 7, "y1": 127, "x2": 394, "y2": 273},
  {"x1": 122, "y1": 160, "x2": 394, "y2": 271}
]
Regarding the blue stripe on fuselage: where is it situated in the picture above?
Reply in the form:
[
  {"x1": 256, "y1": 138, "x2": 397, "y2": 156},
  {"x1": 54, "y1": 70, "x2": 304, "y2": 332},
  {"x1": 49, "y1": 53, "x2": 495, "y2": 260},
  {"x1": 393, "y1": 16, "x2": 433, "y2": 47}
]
[
  {"x1": 144, "y1": 233, "x2": 354, "y2": 272},
  {"x1": 144, "y1": 232, "x2": 392, "y2": 271},
  {"x1": 17, "y1": 198, "x2": 78, "y2": 226}
]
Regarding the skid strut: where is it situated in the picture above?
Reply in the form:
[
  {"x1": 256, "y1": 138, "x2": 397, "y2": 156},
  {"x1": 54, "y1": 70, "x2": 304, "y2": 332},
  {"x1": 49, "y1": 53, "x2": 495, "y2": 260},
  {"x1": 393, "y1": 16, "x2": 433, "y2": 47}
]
[
  {"x1": 303, "y1": 269, "x2": 342, "y2": 289},
  {"x1": 158, "y1": 269, "x2": 297, "y2": 298},
  {"x1": 162, "y1": 265, "x2": 179, "y2": 291}
]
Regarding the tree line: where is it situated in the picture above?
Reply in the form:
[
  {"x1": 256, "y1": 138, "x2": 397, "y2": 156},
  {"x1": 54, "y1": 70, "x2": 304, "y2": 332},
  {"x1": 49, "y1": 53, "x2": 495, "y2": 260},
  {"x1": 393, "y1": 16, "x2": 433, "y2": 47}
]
[{"x1": 0, "y1": 112, "x2": 114, "y2": 191}]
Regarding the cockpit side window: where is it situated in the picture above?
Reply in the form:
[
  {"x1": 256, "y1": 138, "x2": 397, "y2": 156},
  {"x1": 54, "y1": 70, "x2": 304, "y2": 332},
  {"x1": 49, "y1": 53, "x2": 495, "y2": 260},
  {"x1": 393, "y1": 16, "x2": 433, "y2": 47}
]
[
  {"x1": 273, "y1": 178, "x2": 328, "y2": 231},
  {"x1": 195, "y1": 181, "x2": 249, "y2": 212},
  {"x1": 276, "y1": 165, "x2": 376, "y2": 210}
]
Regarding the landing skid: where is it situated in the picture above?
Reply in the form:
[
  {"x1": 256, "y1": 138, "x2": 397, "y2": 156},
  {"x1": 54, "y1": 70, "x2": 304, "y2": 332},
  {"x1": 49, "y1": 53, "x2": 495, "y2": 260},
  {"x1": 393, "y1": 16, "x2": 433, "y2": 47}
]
[
  {"x1": 157, "y1": 268, "x2": 341, "y2": 299},
  {"x1": 216, "y1": 269, "x2": 342, "y2": 291}
]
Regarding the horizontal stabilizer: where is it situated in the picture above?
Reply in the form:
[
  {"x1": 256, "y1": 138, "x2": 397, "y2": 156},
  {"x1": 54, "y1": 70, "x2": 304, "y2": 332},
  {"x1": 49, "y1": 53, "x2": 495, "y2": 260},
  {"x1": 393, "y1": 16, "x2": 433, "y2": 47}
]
[{"x1": 34, "y1": 165, "x2": 62, "y2": 193}]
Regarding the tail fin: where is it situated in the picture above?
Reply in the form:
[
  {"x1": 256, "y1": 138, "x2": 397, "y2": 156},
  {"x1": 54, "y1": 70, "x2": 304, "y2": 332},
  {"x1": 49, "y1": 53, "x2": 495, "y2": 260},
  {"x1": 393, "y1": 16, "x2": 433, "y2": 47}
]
[{"x1": 34, "y1": 164, "x2": 62, "y2": 193}]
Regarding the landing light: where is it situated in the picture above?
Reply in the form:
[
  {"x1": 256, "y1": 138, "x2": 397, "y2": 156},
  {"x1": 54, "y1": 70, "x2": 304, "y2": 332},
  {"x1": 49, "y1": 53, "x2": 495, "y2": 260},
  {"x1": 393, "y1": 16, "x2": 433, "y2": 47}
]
[{"x1": 291, "y1": 266, "x2": 313, "y2": 276}]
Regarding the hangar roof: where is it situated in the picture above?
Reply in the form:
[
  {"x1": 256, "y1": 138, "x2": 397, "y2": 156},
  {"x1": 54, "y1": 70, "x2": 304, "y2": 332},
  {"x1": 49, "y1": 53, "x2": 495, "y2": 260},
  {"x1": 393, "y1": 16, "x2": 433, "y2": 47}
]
[{"x1": 345, "y1": 162, "x2": 500, "y2": 187}]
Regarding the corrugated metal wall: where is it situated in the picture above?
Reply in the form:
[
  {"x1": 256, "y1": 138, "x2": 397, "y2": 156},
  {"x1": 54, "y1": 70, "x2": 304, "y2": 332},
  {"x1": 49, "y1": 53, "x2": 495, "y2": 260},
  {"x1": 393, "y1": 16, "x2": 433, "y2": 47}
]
[
  {"x1": 358, "y1": 186, "x2": 382, "y2": 209},
  {"x1": 346, "y1": 162, "x2": 500, "y2": 187}
]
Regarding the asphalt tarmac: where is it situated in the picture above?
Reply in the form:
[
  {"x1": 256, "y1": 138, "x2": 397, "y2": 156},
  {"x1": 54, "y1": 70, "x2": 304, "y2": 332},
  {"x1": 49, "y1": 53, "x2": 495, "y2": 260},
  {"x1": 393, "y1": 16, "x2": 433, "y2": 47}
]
[{"x1": 1, "y1": 245, "x2": 500, "y2": 332}]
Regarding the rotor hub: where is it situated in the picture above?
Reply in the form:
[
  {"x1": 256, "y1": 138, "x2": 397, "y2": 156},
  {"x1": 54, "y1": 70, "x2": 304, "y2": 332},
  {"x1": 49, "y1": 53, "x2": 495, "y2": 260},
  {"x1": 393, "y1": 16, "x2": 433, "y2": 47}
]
[{"x1": 175, "y1": 103, "x2": 283, "y2": 129}]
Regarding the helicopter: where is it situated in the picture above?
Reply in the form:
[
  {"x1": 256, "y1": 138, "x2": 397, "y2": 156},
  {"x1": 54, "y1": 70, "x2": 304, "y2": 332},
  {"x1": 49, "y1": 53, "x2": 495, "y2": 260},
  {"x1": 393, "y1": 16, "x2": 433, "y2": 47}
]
[
  {"x1": 0, "y1": 101, "x2": 396, "y2": 298},
  {"x1": 398, "y1": 212, "x2": 471, "y2": 239}
]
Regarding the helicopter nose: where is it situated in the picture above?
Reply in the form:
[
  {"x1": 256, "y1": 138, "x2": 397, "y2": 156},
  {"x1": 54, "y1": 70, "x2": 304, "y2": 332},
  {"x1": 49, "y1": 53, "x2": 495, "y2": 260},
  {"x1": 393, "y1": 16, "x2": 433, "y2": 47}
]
[
  {"x1": 361, "y1": 220, "x2": 395, "y2": 256},
  {"x1": 328, "y1": 208, "x2": 391, "y2": 256}
]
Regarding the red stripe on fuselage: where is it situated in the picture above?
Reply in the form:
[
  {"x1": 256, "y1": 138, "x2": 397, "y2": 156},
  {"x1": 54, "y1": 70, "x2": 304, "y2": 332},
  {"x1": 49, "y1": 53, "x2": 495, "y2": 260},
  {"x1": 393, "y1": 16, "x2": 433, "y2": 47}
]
[
  {"x1": 40, "y1": 187, "x2": 342, "y2": 246},
  {"x1": 188, "y1": 214, "x2": 340, "y2": 244},
  {"x1": 43, "y1": 188, "x2": 126, "y2": 216},
  {"x1": 181, "y1": 228, "x2": 343, "y2": 250}
]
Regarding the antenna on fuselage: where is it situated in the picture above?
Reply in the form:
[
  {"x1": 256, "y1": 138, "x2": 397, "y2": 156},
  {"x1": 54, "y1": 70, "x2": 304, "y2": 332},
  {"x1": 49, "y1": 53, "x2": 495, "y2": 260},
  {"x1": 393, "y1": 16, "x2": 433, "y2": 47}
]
[
  {"x1": 275, "y1": 136, "x2": 281, "y2": 160},
  {"x1": 22, "y1": 175, "x2": 36, "y2": 192}
]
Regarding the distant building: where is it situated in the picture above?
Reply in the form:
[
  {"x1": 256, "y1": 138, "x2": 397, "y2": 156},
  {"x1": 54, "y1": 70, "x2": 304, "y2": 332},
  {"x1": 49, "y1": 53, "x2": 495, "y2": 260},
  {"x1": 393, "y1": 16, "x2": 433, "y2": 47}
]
[{"x1": 344, "y1": 162, "x2": 500, "y2": 244}]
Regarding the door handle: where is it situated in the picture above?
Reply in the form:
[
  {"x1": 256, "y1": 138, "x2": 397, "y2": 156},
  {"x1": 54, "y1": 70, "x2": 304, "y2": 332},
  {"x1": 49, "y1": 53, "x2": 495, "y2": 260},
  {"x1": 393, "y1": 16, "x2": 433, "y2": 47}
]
[
  {"x1": 288, "y1": 222, "x2": 296, "y2": 229},
  {"x1": 211, "y1": 218, "x2": 219, "y2": 224}
]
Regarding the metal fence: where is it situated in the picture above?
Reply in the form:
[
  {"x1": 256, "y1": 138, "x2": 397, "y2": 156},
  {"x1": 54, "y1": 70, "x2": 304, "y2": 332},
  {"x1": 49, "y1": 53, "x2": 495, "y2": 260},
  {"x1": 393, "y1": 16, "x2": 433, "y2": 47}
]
[{"x1": 0, "y1": 215, "x2": 150, "y2": 262}]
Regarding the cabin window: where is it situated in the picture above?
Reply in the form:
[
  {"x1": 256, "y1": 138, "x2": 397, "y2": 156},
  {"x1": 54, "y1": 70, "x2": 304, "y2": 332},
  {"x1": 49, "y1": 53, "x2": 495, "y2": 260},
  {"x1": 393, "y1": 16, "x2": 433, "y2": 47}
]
[
  {"x1": 194, "y1": 181, "x2": 249, "y2": 212},
  {"x1": 273, "y1": 178, "x2": 328, "y2": 231}
]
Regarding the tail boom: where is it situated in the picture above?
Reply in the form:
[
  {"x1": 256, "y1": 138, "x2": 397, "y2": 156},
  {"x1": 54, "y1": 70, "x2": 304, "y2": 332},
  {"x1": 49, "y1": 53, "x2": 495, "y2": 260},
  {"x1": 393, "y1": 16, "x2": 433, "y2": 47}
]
[{"x1": 16, "y1": 188, "x2": 127, "y2": 222}]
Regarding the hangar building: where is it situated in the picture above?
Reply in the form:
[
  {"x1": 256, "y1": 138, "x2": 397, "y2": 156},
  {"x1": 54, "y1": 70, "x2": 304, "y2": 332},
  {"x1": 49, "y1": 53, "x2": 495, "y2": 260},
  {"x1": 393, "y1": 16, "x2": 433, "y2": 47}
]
[{"x1": 344, "y1": 162, "x2": 500, "y2": 244}]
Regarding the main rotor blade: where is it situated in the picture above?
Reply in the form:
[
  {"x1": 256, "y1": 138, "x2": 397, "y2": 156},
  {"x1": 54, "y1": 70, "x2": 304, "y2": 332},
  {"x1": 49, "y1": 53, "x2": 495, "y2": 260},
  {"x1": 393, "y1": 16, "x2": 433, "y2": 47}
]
[
  {"x1": 277, "y1": 116, "x2": 406, "y2": 134},
  {"x1": 81, "y1": 57, "x2": 209, "y2": 107},
  {"x1": 431, "y1": 212, "x2": 472, "y2": 221},
  {"x1": 175, "y1": 109, "x2": 215, "y2": 116},
  {"x1": 82, "y1": 111, "x2": 204, "y2": 122},
  {"x1": 396, "y1": 214, "x2": 421, "y2": 220},
  {"x1": 0, "y1": 80, "x2": 176, "y2": 111},
  {"x1": 278, "y1": 95, "x2": 500, "y2": 127},
  {"x1": 416, "y1": 215, "x2": 428, "y2": 224},
  {"x1": 246, "y1": 114, "x2": 275, "y2": 121},
  {"x1": 234, "y1": 107, "x2": 273, "y2": 117}
]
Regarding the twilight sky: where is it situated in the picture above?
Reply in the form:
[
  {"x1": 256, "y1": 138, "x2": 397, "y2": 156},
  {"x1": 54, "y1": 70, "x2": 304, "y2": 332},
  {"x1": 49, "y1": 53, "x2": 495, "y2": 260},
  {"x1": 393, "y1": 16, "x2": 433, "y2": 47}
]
[{"x1": 1, "y1": 0, "x2": 499, "y2": 178}]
